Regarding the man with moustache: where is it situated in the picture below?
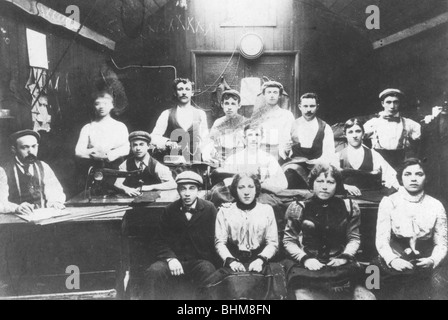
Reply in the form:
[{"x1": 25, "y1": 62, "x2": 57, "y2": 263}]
[
  {"x1": 1, "y1": 130, "x2": 65, "y2": 215},
  {"x1": 144, "y1": 171, "x2": 217, "y2": 300},
  {"x1": 151, "y1": 78, "x2": 209, "y2": 163},
  {"x1": 364, "y1": 89, "x2": 421, "y2": 170},
  {"x1": 282, "y1": 93, "x2": 335, "y2": 189},
  {"x1": 251, "y1": 81, "x2": 295, "y2": 160}
]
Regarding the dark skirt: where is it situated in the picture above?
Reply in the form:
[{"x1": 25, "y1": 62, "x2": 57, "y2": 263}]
[
  {"x1": 284, "y1": 259, "x2": 363, "y2": 294},
  {"x1": 373, "y1": 256, "x2": 439, "y2": 300},
  {"x1": 202, "y1": 262, "x2": 287, "y2": 300}
]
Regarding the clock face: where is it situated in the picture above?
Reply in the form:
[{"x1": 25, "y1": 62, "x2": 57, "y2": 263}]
[{"x1": 239, "y1": 33, "x2": 264, "y2": 59}]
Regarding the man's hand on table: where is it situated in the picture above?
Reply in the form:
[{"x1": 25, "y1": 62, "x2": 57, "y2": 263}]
[
  {"x1": 123, "y1": 187, "x2": 141, "y2": 197},
  {"x1": 15, "y1": 203, "x2": 35, "y2": 215}
]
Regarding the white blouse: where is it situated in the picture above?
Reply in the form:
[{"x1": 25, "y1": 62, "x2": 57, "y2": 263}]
[
  {"x1": 215, "y1": 202, "x2": 279, "y2": 262},
  {"x1": 376, "y1": 188, "x2": 448, "y2": 267}
]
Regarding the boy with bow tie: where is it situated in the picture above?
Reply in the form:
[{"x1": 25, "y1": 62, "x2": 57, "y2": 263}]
[
  {"x1": 144, "y1": 171, "x2": 218, "y2": 300},
  {"x1": 364, "y1": 89, "x2": 421, "y2": 170}
]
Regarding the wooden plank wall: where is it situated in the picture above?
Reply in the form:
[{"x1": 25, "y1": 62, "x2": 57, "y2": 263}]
[{"x1": 117, "y1": 0, "x2": 377, "y2": 127}]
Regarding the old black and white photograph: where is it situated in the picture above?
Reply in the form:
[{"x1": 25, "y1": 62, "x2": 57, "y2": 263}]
[{"x1": 0, "y1": 0, "x2": 447, "y2": 303}]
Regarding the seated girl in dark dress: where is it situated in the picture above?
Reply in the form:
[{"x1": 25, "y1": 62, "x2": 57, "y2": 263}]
[{"x1": 283, "y1": 163, "x2": 375, "y2": 300}]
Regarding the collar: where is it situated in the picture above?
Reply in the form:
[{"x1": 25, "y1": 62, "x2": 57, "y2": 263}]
[
  {"x1": 379, "y1": 111, "x2": 401, "y2": 122},
  {"x1": 347, "y1": 145, "x2": 365, "y2": 155},
  {"x1": 236, "y1": 200, "x2": 257, "y2": 211},
  {"x1": 15, "y1": 156, "x2": 26, "y2": 167},
  {"x1": 181, "y1": 199, "x2": 199, "y2": 213},
  {"x1": 177, "y1": 104, "x2": 193, "y2": 111},
  {"x1": 299, "y1": 116, "x2": 318, "y2": 125},
  {"x1": 398, "y1": 187, "x2": 425, "y2": 203},
  {"x1": 135, "y1": 153, "x2": 150, "y2": 167}
]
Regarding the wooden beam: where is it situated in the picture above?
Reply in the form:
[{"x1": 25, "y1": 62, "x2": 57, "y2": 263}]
[
  {"x1": 4, "y1": 0, "x2": 116, "y2": 50},
  {"x1": 1, "y1": 289, "x2": 117, "y2": 300},
  {"x1": 373, "y1": 12, "x2": 448, "y2": 49}
]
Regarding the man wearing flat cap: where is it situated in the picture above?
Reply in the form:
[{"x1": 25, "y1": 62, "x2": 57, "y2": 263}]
[
  {"x1": 144, "y1": 171, "x2": 218, "y2": 300},
  {"x1": 364, "y1": 89, "x2": 421, "y2": 169},
  {"x1": 0, "y1": 130, "x2": 65, "y2": 215},
  {"x1": 203, "y1": 89, "x2": 247, "y2": 163},
  {"x1": 251, "y1": 81, "x2": 295, "y2": 160},
  {"x1": 114, "y1": 131, "x2": 176, "y2": 196}
]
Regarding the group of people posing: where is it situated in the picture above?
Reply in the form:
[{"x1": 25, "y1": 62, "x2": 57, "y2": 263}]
[{"x1": 0, "y1": 77, "x2": 446, "y2": 300}]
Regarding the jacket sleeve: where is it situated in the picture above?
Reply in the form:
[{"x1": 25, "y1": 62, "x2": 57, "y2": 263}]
[
  {"x1": 153, "y1": 207, "x2": 178, "y2": 261},
  {"x1": 283, "y1": 202, "x2": 308, "y2": 263},
  {"x1": 343, "y1": 200, "x2": 361, "y2": 257}
]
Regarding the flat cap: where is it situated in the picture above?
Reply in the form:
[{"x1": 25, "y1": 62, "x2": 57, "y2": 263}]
[
  {"x1": 9, "y1": 130, "x2": 40, "y2": 145},
  {"x1": 129, "y1": 131, "x2": 151, "y2": 143},
  {"x1": 262, "y1": 80, "x2": 284, "y2": 92},
  {"x1": 175, "y1": 171, "x2": 203, "y2": 186},
  {"x1": 379, "y1": 88, "x2": 404, "y2": 100},
  {"x1": 221, "y1": 89, "x2": 241, "y2": 102}
]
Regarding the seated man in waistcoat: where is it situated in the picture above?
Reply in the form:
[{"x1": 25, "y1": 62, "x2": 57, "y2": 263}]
[
  {"x1": 336, "y1": 118, "x2": 400, "y2": 197},
  {"x1": 151, "y1": 78, "x2": 209, "y2": 163},
  {"x1": 1, "y1": 130, "x2": 66, "y2": 215},
  {"x1": 114, "y1": 131, "x2": 176, "y2": 197},
  {"x1": 282, "y1": 93, "x2": 335, "y2": 189}
]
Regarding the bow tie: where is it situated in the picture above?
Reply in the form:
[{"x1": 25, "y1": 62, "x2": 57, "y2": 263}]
[
  {"x1": 181, "y1": 207, "x2": 198, "y2": 215},
  {"x1": 382, "y1": 115, "x2": 401, "y2": 123}
]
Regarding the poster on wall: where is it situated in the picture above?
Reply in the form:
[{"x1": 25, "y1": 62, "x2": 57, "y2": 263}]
[{"x1": 26, "y1": 28, "x2": 49, "y2": 70}]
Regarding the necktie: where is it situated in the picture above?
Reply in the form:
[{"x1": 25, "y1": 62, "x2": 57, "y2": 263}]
[
  {"x1": 24, "y1": 164, "x2": 32, "y2": 177},
  {"x1": 139, "y1": 162, "x2": 145, "y2": 171}
]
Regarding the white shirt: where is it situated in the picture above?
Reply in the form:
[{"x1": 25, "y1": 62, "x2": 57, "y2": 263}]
[
  {"x1": 151, "y1": 105, "x2": 209, "y2": 149},
  {"x1": 291, "y1": 117, "x2": 335, "y2": 161},
  {"x1": 0, "y1": 167, "x2": 18, "y2": 214},
  {"x1": 215, "y1": 203, "x2": 278, "y2": 261},
  {"x1": 75, "y1": 118, "x2": 130, "y2": 162},
  {"x1": 1, "y1": 159, "x2": 66, "y2": 212},
  {"x1": 364, "y1": 113, "x2": 421, "y2": 150},
  {"x1": 221, "y1": 148, "x2": 288, "y2": 191},
  {"x1": 336, "y1": 145, "x2": 400, "y2": 189},
  {"x1": 255, "y1": 106, "x2": 295, "y2": 147}
]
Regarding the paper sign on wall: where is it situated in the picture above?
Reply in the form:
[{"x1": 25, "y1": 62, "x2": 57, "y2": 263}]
[{"x1": 26, "y1": 29, "x2": 49, "y2": 69}]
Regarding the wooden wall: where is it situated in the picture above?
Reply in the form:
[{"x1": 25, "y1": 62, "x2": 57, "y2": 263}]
[
  {"x1": 0, "y1": 2, "x2": 110, "y2": 197},
  {"x1": 113, "y1": 0, "x2": 378, "y2": 131},
  {"x1": 373, "y1": 24, "x2": 448, "y2": 116}
]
